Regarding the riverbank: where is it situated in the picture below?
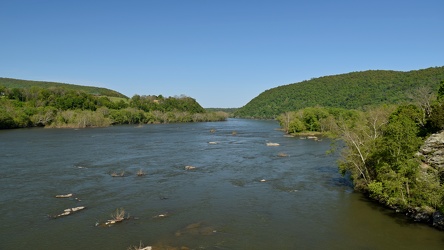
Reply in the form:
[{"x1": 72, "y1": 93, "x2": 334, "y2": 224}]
[{"x1": 283, "y1": 127, "x2": 444, "y2": 231}]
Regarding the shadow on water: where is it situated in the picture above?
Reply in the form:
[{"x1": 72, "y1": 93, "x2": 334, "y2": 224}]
[
  {"x1": 357, "y1": 195, "x2": 439, "y2": 230},
  {"x1": 315, "y1": 165, "x2": 354, "y2": 191}
]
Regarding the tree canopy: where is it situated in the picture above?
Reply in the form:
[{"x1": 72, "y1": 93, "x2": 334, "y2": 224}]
[
  {"x1": 0, "y1": 85, "x2": 226, "y2": 129},
  {"x1": 235, "y1": 67, "x2": 444, "y2": 118},
  {"x1": 0, "y1": 77, "x2": 128, "y2": 98}
]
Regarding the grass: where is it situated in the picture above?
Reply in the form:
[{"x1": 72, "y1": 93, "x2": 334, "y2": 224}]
[{"x1": 111, "y1": 208, "x2": 127, "y2": 222}]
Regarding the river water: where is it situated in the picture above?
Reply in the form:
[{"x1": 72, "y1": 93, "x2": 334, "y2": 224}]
[{"x1": 0, "y1": 119, "x2": 443, "y2": 249}]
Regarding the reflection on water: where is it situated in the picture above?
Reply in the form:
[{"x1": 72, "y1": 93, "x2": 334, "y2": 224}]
[{"x1": 0, "y1": 119, "x2": 443, "y2": 249}]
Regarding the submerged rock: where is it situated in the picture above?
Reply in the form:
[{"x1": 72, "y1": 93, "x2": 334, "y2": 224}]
[
  {"x1": 406, "y1": 207, "x2": 432, "y2": 223},
  {"x1": 110, "y1": 170, "x2": 125, "y2": 177},
  {"x1": 175, "y1": 222, "x2": 216, "y2": 237},
  {"x1": 153, "y1": 212, "x2": 169, "y2": 219},
  {"x1": 432, "y1": 211, "x2": 444, "y2": 230},
  {"x1": 148, "y1": 243, "x2": 189, "y2": 250}
]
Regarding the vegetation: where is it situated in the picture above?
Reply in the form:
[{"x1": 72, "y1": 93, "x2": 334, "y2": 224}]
[
  {"x1": 111, "y1": 208, "x2": 127, "y2": 222},
  {"x1": 206, "y1": 107, "x2": 238, "y2": 117},
  {"x1": 277, "y1": 81, "x2": 444, "y2": 215},
  {"x1": 97, "y1": 208, "x2": 130, "y2": 227},
  {"x1": 236, "y1": 66, "x2": 444, "y2": 118},
  {"x1": 0, "y1": 77, "x2": 127, "y2": 98},
  {"x1": 0, "y1": 83, "x2": 228, "y2": 129}
]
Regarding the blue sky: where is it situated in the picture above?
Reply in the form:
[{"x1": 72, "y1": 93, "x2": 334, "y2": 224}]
[{"x1": 1, "y1": 0, "x2": 443, "y2": 108}]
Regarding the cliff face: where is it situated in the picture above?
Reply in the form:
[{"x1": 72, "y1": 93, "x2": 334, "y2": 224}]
[
  {"x1": 419, "y1": 132, "x2": 444, "y2": 172},
  {"x1": 416, "y1": 131, "x2": 444, "y2": 230}
]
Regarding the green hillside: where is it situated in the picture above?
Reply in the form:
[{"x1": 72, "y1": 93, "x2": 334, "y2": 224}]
[
  {"x1": 0, "y1": 80, "x2": 228, "y2": 129},
  {"x1": 0, "y1": 77, "x2": 128, "y2": 98},
  {"x1": 234, "y1": 66, "x2": 444, "y2": 118}
]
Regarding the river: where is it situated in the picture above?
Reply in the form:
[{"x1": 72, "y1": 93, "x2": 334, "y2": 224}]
[{"x1": 0, "y1": 119, "x2": 443, "y2": 249}]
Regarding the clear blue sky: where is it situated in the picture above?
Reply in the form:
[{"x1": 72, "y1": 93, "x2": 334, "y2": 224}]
[{"x1": 1, "y1": 0, "x2": 443, "y2": 108}]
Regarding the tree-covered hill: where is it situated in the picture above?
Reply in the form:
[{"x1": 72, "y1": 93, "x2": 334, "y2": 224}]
[
  {"x1": 0, "y1": 77, "x2": 128, "y2": 98},
  {"x1": 205, "y1": 108, "x2": 238, "y2": 116},
  {"x1": 234, "y1": 66, "x2": 444, "y2": 119},
  {"x1": 0, "y1": 83, "x2": 227, "y2": 129}
]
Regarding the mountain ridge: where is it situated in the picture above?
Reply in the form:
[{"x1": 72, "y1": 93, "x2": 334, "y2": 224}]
[
  {"x1": 0, "y1": 77, "x2": 127, "y2": 98},
  {"x1": 235, "y1": 66, "x2": 444, "y2": 118}
]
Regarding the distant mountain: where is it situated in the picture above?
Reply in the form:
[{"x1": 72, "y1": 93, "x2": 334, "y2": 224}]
[
  {"x1": 0, "y1": 77, "x2": 127, "y2": 98},
  {"x1": 234, "y1": 66, "x2": 444, "y2": 118},
  {"x1": 205, "y1": 108, "x2": 238, "y2": 114}
]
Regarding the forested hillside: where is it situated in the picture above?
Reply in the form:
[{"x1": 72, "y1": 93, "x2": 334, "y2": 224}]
[
  {"x1": 0, "y1": 77, "x2": 127, "y2": 98},
  {"x1": 235, "y1": 67, "x2": 444, "y2": 118}
]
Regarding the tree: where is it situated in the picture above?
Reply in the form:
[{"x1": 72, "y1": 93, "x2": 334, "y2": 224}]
[
  {"x1": 337, "y1": 106, "x2": 393, "y2": 190},
  {"x1": 337, "y1": 114, "x2": 374, "y2": 189},
  {"x1": 408, "y1": 86, "x2": 436, "y2": 126},
  {"x1": 437, "y1": 80, "x2": 444, "y2": 101},
  {"x1": 363, "y1": 105, "x2": 424, "y2": 208},
  {"x1": 0, "y1": 109, "x2": 15, "y2": 129},
  {"x1": 278, "y1": 111, "x2": 294, "y2": 133},
  {"x1": 428, "y1": 103, "x2": 444, "y2": 132}
]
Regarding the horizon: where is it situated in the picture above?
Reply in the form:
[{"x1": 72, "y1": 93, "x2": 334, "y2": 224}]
[{"x1": 1, "y1": 0, "x2": 443, "y2": 108}]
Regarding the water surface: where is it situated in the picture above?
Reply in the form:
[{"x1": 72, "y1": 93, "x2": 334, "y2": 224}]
[{"x1": 0, "y1": 119, "x2": 443, "y2": 249}]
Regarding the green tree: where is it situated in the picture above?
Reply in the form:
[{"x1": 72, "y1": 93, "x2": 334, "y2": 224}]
[
  {"x1": 0, "y1": 109, "x2": 15, "y2": 129},
  {"x1": 337, "y1": 106, "x2": 393, "y2": 190},
  {"x1": 362, "y1": 105, "x2": 424, "y2": 208},
  {"x1": 437, "y1": 80, "x2": 444, "y2": 101}
]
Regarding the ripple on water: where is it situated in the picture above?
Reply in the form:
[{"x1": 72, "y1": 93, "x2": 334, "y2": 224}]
[{"x1": 1, "y1": 120, "x2": 443, "y2": 250}]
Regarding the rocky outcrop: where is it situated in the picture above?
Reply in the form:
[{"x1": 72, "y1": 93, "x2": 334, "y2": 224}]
[
  {"x1": 415, "y1": 131, "x2": 444, "y2": 230},
  {"x1": 418, "y1": 130, "x2": 444, "y2": 183},
  {"x1": 418, "y1": 131, "x2": 444, "y2": 171},
  {"x1": 53, "y1": 206, "x2": 86, "y2": 218}
]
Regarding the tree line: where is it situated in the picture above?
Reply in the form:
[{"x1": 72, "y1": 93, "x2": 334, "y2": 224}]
[
  {"x1": 0, "y1": 85, "x2": 227, "y2": 129},
  {"x1": 0, "y1": 77, "x2": 127, "y2": 98},
  {"x1": 235, "y1": 66, "x2": 444, "y2": 118},
  {"x1": 277, "y1": 82, "x2": 444, "y2": 215}
]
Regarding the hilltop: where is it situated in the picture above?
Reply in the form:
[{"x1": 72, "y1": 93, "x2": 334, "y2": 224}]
[
  {"x1": 234, "y1": 66, "x2": 444, "y2": 118},
  {"x1": 0, "y1": 77, "x2": 127, "y2": 98}
]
